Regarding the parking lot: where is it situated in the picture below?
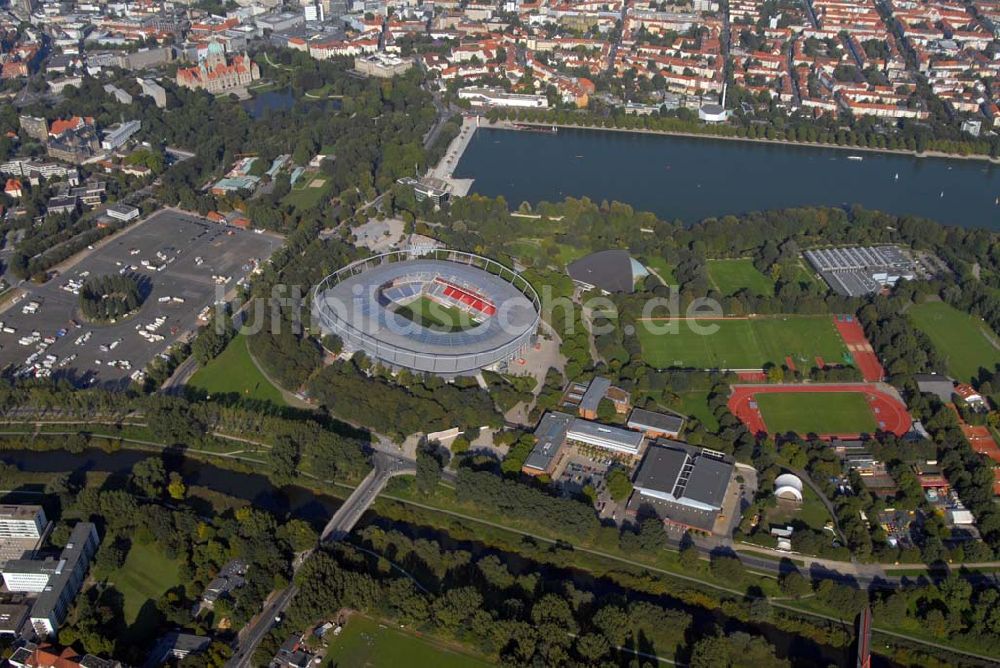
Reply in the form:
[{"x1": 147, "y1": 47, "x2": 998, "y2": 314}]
[{"x1": 0, "y1": 209, "x2": 282, "y2": 387}]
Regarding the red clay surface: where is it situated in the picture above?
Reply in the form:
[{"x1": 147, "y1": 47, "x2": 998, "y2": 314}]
[
  {"x1": 728, "y1": 383, "x2": 912, "y2": 439},
  {"x1": 834, "y1": 316, "x2": 885, "y2": 382},
  {"x1": 950, "y1": 405, "x2": 1000, "y2": 495},
  {"x1": 737, "y1": 371, "x2": 767, "y2": 382}
]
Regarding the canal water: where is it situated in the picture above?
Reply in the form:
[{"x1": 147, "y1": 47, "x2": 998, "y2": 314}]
[
  {"x1": 0, "y1": 447, "x2": 926, "y2": 666},
  {"x1": 453, "y1": 127, "x2": 1000, "y2": 229}
]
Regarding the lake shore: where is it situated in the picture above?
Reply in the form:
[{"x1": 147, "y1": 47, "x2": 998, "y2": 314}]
[{"x1": 489, "y1": 119, "x2": 1000, "y2": 165}]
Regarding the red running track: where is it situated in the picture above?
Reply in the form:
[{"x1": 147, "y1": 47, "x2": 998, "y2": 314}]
[
  {"x1": 728, "y1": 383, "x2": 912, "y2": 438},
  {"x1": 834, "y1": 316, "x2": 885, "y2": 382}
]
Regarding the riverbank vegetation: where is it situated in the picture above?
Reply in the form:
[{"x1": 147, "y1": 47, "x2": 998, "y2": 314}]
[{"x1": 485, "y1": 105, "x2": 1000, "y2": 159}]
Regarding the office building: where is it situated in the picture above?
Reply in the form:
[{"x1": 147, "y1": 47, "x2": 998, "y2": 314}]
[
  {"x1": 0, "y1": 506, "x2": 46, "y2": 539},
  {"x1": 100, "y1": 120, "x2": 141, "y2": 151},
  {"x1": 29, "y1": 523, "x2": 99, "y2": 637}
]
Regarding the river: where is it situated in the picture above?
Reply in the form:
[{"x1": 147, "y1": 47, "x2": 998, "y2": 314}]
[
  {"x1": 0, "y1": 447, "x2": 963, "y2": 667},
  {"x1": 453, "y1": 127, "x2": 1000, "y2": 229}
]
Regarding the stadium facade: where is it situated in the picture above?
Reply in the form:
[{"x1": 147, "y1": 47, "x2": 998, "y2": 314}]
[{"x1": 312, "y1": 249, "x2": 541, "y2": 376}]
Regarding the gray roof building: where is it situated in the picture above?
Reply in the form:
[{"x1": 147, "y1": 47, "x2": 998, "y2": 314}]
[
  {"x1": 914, "y1": 373, "x2": 955, "y2": 404},
  {"x1": 578, "y1": 376, "x2": 611, "y2": 416},
  {"x1": 627, "y1": 408, "x2": 686, "y2": 436},
  {"x1": 632, "y1": 440, "x2": 734, "y2": 529},
  {"x1": 566, "y1": 418, "x2": 644, "y2": 456},
  {"x1": 29, "y1": 522, "x2": 99, "y2": 637},
  {"x1": 524, "y1": 411, "x2": 574, "y2": 474},
  {"x1": 567, "y1": 249, "x2": 648, "y2": 293}
]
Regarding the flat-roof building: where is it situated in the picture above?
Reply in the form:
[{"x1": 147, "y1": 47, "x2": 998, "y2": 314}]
[
  {"x1": 523, "y1": 411, "x2": 574, "y2": 476},
  {"x1": 106, "y1": 203, "x2": 140, "y2": 222},
  {"x1": 566, "y1": 418, "x2": 644, "y2": 457},
  {"x1": 627, "y1": 408, "x2": 686, "y2": 438},
  {"x1": 2, "y1": 558, "x2": 62, "y2": 592},
  {"x1": 0, "y1": 505, "x2": 46, "y2": 539},
  {"x1": 29, "y1": 523, "x2": 99, "y2": 638},
  {"x1": 803, "y1": 246, "x2": 919, "y2": 297},
  {"x1": 631, "y1": 440, "x2": 734, "y2": 531}
]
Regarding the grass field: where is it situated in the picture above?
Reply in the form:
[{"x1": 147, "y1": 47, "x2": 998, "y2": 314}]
[
  {"x1": 643, "y1": 256, "x2": 676, "y2": 284},
  {"x1": 909, "y1": 301, "x2": 1000, "y2": 383},
  {"x1": 766, "y1": 481, "x2": 833, "y2": 532},
  {"x1": 676, "y1": 391, "x2": 717, "y2": 431},
  {"x1": 111, "y1": 541, "x2": 183, "y2": 641},
  {"x1": 637, "y1": 315, "x2": 849, "y2": 370},
  {"x1": 189, "y1": 334, "x2": 287, "y2": 405},
  {"x1": 324, "y1": 615, "x2": 492, "y2": 668},
  {"x1": 395, "y1": 296, "x2": 479, "y2": 332},
  {"x1": 283, "y1": 175, "x2": 332, "y2": 209},
  {"x1": 755, "y1": 392, "x2": 877, "y2": 435},
  {"x1": 707, "y1": 259, "x2": 774, "y2": 296}
]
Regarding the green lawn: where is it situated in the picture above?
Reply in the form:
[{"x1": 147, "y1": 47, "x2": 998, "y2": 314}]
[
  {"x1": 636, "y1": 315, "x2": 849, "y2": 370},
  {"x1": 909, "y1": 301, "x2": 1000, "y2": 383},
  {"x1": 188, "y1": 334, "x2": 287, "y2": 405},
  {"x1": 643, "y1": 255, "x2": 676, "y2": 284},
  {"x1": 676, "y1": 391, "x2": 717, "y2": 431},
  {"x1": 755, "y1": 392, "x2": 877, "y2": 435},
  {"x1": 707, "y1": 258, "x2": 774, "y2": 296},
  {"x1": 766, "y1": 480, "x2": 833, "y2": 533},
  {"x1": 324, "y1": 615, "x2": 492, "y2": 668},
  {"x1": 395, "y1": 296, "x2": 480, "y2": 332},
  {"x1": 111, "y1": 541, "x2": 183, "y2": 641},
  {"x1": 283, "y1": 175, "x2": 332, "y2": 209}
]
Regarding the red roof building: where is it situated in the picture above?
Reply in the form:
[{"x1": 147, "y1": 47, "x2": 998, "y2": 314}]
[{"x1": 4, "y1": 178, "x2": 22, "y2": 198}]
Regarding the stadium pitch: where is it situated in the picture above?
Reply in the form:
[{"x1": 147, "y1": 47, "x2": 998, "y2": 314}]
[
  {"x1": 754, "y1": 392, "x2": 877, "y2": 435},
  {"x1": 636, "y1": 315, "x2": 850, "y2": 370}
]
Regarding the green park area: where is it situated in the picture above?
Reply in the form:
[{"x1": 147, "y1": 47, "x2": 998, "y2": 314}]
[
  {"x1": 643, "y1": 256, "x2": 676, "y2": 284},
  {"x1": 189, "y1": 334, "x2": 287, "y2": 405},
  {"x1": 283, "y1": 174, "x2": 332, "y2": 210},
  {"x1": 755, "y1": 392, "x2": 877, "y2": 435},
  {"x1": 113, "y1": 541, "x2": 183, "y2": 640},
  {"x1": 908, "y1": 301, "x2": 1000, "y2": 383},
  {"x1": 636, "y1": 315, "x2": 849, "y2": 370},
  {"x1": 395, "y1": 296, "x2": 480, "y2": 332},
  {"x1": 324, "y1": 615, "x2": 492, "y2": 668},
  {"x1": 707, "y1": 258, "x2": 774, "y2": 296},
  {"x1": 504, "y1": 238, "x2": 586, "y2": 269},
  {"x1": 765, "y1": 480, "x2": 834, "y2": 533}
]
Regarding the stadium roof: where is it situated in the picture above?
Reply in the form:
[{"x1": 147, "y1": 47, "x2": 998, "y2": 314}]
[
  {"x1": 567, "y1": 250, "x2": 646, "y2": 293},
  {"x1": 313, "y1": 255, "x2": 539, "y2": 374}
]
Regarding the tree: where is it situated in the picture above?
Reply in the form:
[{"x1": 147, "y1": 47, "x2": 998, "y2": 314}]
[
  {"x1": 690, "y1": 632, "x2": 789, "y2": 668},
  {"x1": 268, "y1": 435, "x2": 300, "y2": 484},
  {"x1": 778, "y1": 570, "x2": 811, "y2": 598},
  {"x1": 415, "y1": 443, "x2": 444, "y2": 495},
  {"x1": 605, "y1": 468, "x2": 633, "y2": 502},
  {"x1": 130, "y1": 457, "x2": 167, "y2": 497},
  {"x1": 167, "y1": 472, "x2": 187, "y2": 500}
]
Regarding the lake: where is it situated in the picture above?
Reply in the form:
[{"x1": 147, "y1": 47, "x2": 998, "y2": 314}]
[
  {"x1": 453, "y1": 127, "x2": 1000, "y2": 229},
  {"x1": 243, "y1": 88, "x2": 341, "y2": 119}
]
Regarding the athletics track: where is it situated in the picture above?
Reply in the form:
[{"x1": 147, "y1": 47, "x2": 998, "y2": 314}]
[{"x1": 728, "y1": 383, "x2": 912, "y2": 438}]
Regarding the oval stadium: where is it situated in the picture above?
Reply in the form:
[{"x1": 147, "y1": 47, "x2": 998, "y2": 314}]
[{"x1": 312, "y1": 249, "x2": 541, "y2": 375}]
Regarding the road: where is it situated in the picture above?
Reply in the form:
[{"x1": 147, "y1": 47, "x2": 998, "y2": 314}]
[{"x1": 226, "y1": 447, "x2": 416, "y2": 667}]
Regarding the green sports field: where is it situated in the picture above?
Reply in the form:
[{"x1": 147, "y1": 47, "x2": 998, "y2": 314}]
[
  {"x1": 908, "y1": 301, "x2": 1000, "y2": 383},
  {"x1": 756, "y1": 392, "x2": 877, "y2": 435},
  {"x1": 188, "y1": 334, "x2": 287, "y2": 405},
  {"x1": 707, "y1": 259, "x2": 774, "y2": 296},
  {"x1": 323, "y1": 615, "x2": 492, "y2": 668},
  {"x1": 395, "y1": 296, "x2": 479, "y2": 332},
  {"x1": 636, "y1": 315, "x2": 850, "y2": 370}
]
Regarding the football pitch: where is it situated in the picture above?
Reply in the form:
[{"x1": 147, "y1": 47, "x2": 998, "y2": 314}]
[
  {"x1": 637, "y1": 315, "x2": 850, "y2": 370},
  {"x1": 908, "y1": 301, "x2": 1000, "y2": 383},
  {"x1": 394, "y1": 296, "x2": 479, "y2": 332},
  {"x1": 755, "y1": 392, "x2": 877, "y2": 435},
  {"x1": 707, "y1": 259, "x2": 774, "y2": 296}
]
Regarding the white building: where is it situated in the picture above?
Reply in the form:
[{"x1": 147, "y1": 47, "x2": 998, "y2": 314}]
[
  {"x1": 2, "y1": 559, "x2": 61, "y2": 593},
  {"x1": 458, "y1": 87, "x2": 549, "y2": 109},
  {"x1": 0, "y1": 506, "x2": 46, "y2": 539},
  {"x1": 106, "y1": 203, "x2": 140, "y2": 222},
  {"x1": 100, "y1": 120, "x2": 141, "y2": 151}
]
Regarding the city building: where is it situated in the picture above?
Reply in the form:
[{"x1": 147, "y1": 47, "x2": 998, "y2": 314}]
[
  {"x1": 0, "y1": 505, "x2": 47, "y2": 539},
  {"x1": 100, "y1": 120, "x2": 141, "y2": 151},
  {"x1": 201, "y1": 558, "x2": 247, "y2": 607},
  {"x1": 523, "y1": 411, "x2": 646, "y2": 476},
  {"x1": 803, "y1": 246, "x2": 919, "y2": 296},
  {"x1": 176, "y1": 47, "x2": 260, "y2": 94},
  {"x1": 136, "y1": 78, "x2": 167, "y2": 108},
  {"x1": 630, "y1": 440, "x2": 734, "y2": 531},
  {"x1": 106, "y1": 203, "x2": 140, "y2": 222},
  {"x1": 2, "y1": 558, "x2": 63, "y2": 593},
  {"x1": 5, "y1": 178, "x2": 23, "y2": 199},
  {"x1": 575, "y1": 377, "x2": 631, "y2": 419},
  {"x1": 354, "y1": 53, "x2": 414, "y2": 77},
  {"x1": 0, "y1": 604, "x2": 29, "y2": 637},
  {"x1": 8, "y1": 642, "x2": 120, "y2": 668},
  {"x1": 145, "y1": 632, "x2": 211, "y2": 665},
  {"x1": 522, "y1": 411, "x2": 575, "y2": 477},
  {"x1": 102, "y1": 84, "x2": 132, "y2": 105},
  {"x1": 567, "y1": 250, "x2": 650, "y2": 293},
  {"x1": 28, "y1": 522, "x2": 100, "y2": 637},
  {"x1": 457, "y1": 87, "x2": 549, "y2": 109},
  {"x1": 18, "y1": 116, "x2": 48, "y2": 142},
  {"x1": 627, "y1": 408, "x2": 686, "y2": 439}
]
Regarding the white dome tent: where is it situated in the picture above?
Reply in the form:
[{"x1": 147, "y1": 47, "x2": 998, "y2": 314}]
[{"x1": 774, "y1": 473, "x2": 804, "y2": 502}]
